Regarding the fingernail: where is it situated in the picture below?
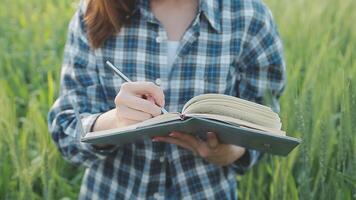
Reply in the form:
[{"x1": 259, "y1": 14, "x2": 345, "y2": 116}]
[{"x1": 207, "y1": 132, "x2": 215, "y2": 138}]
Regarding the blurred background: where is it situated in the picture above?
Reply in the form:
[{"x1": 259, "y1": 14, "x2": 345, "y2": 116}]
[{"x1": 0, "y1": 0, "x2": 355, "y2": 199}]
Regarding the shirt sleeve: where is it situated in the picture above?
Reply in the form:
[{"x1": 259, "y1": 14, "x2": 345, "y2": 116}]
[
  {"x1": 47, "y1": 3, "x2": 116, "y2": 168},
  {"x1": 231, "y1": 2, "x2": 286, "y2": 174}
]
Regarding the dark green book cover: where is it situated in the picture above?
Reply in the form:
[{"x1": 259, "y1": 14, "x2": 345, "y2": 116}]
[{"x1": 80, "y1": 115, "x2": 300, "y2": 156}]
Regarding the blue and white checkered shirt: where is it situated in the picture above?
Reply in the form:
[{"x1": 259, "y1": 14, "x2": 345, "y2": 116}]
[{"x1": 48, "y1": 0, "x2": 286, "y2": 199}]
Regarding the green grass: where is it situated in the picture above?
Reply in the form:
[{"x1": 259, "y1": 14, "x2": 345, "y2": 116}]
[{"x1": 0, "y1": 0, "x2": 355, "y2": 199}]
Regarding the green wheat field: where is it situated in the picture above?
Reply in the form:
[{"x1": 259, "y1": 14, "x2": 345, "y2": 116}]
[{"x1": 0, "y1": 0, "x2": 355, "y2": 199}]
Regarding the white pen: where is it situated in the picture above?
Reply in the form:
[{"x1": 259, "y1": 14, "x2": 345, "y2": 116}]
[{"x1": 105, "y1": 61, "x2": 168, "y2": 114}]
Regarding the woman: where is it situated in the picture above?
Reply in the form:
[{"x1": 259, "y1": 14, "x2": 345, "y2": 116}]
[{"x1": 48, "y1": 0, "x2": 286, "y2": 199}]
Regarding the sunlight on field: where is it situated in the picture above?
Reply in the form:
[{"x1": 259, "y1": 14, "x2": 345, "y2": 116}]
[{"x1": 0, "y1": 0, "x2": 355, "y2": 199}]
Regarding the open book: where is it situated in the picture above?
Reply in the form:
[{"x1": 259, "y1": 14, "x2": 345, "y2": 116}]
[{"x1": 79, "y1": 94, "x2": 300, "y2": 156}]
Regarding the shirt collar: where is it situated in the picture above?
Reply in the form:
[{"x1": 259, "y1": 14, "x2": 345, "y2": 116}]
[
  {"x1": 199, "y1": 0, "x2": 222, "y2": 33},
  {"x1": 135, "y1": 0, "x2": 222, "y2": 33},
  {"x1": 136, "y1": 0, "x2": 158, "y2": 24}
]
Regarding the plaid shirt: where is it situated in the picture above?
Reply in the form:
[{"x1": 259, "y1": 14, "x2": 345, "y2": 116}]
[{"x1": 48, "y1": 0, "x2": 286, "y2": 199}]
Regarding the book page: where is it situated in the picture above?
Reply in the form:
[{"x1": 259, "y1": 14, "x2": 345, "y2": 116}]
[
  {"x1": 184, "y1": 99, "x2": 280, "y2": 120},
  {"x1": 135, "y1": 112, "x2": 181, "y2": 128},
  {"x1": 182, "y1": 93, "x2": 273, "y2": 112},
  {"x1": 182, "y1": 93, "x2": 282, "y2": 130},
  {"x1": 185, "y1": 113, "x2": 285, "y2": 136},
  {"x1": 183, "y1": 103, "x2": 281, "y2": 129}
]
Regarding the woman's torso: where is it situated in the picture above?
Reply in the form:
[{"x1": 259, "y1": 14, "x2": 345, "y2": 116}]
[{"x1": 79, "y1": 0, "x2": 268, "y2": 199}]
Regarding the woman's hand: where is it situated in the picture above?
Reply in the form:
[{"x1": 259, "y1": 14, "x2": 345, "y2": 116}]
[
  {"x1": 93, "y1": 82, "x2": 165, "y2": 131},
  {"x1": 152, "y1": 132, "x2": 246, "y2": 167}
]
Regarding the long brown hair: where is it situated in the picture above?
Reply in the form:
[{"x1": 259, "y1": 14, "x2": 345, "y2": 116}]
[{"x1": 84, "y1": 0, "x2": 136, "y2": 48}]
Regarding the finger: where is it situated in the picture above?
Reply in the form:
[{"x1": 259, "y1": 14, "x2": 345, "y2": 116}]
[
  {"x1": 121, "y1": 82, "x2": 165, "y2": 107},
  {"x1": 117, "y1": 93, "x2": 162, "y2": 116},
  {"x1": 117, "y1": 105, "x2": 152, "y2": 121},
  {"x1": 207, "y1": 132, "x2": 219, "y2": 150},
  {"x1": 143, "y1": 95, "x2": 162, "y2": 113},
  {"x1": 170, "y1": 132, "x2": 218, "y2": 159},
  {"x1": 144, "y1": 95, "x2": 156, "y2": 104},
  {"x1": 152, "y1": 136, "x2": 198, "y2": 155},
  {"x1": 169, "y1": 132, "x2": 202, "y2": 151}
]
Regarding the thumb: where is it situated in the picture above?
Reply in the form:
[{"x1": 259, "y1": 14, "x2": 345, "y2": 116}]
[
  {"x1": 145, "y1": 95, "x2": 156, "y2": 104},
  {"x1": 207, "y1": 132, "x2": 218, "y2": 150}
]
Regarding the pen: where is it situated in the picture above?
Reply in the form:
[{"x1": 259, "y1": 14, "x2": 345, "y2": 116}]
[{"x1": 105, "y1": 61, "x2": 168, "y2": 114}]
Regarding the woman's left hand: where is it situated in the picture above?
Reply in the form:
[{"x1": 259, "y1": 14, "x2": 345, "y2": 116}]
[{"x1": 152, "y1": 131, "x2": 246, "y2": 167}]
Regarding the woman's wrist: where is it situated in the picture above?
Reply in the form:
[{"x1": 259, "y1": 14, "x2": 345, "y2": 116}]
[
  {"x1": 91, "y1": 109, "x2": 119, "y2": 148},
  {"x1": 92, "y1": 109, "x2": 118, "y2": 132},
  {"x1": 224, "y1": 145, "x2": 246, "y2": 166}
]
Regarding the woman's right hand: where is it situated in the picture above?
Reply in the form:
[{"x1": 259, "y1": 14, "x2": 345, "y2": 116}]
[{"x1": 93, "y1": 82, "x2": 165, "y2": 131}]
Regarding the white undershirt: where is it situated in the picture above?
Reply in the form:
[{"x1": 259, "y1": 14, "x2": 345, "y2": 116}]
[{"x1": 167, "y1": 41, "x2": 180, "y2": 67}]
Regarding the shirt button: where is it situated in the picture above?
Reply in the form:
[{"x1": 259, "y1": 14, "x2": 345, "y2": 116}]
[
  {"x1": 153, "y1": 192, "x2": 160, "y2": 199},
  {"x1": 156, "y1": 36, "x2": 163, "y2": 43},
  {"x1": 155, "y1": 78, "x2": 162, "y2": 86},
  {"x1": 159, "y1": 156, "x2": 164, "y2": 163}
]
